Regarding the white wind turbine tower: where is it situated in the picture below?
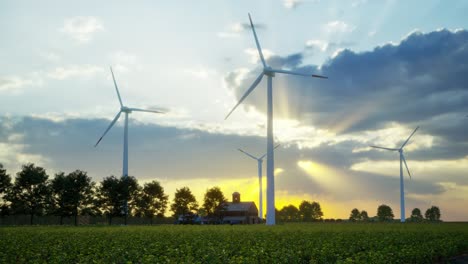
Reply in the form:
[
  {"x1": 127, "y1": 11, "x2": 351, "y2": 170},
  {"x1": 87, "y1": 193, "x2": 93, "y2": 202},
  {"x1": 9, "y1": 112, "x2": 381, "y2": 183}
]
[
  {"x1": 95, "y1": 67, "x2": 164, "y2": 220},
  {"x1": 238, "y1": 144, "x2": 280, "y2": 220},
  {"x1": 225, "y1": 13, "x2": 327, "y2": 225},
  {"x1": 370, "y1": 126, "x2": 419, "y2": 223}
]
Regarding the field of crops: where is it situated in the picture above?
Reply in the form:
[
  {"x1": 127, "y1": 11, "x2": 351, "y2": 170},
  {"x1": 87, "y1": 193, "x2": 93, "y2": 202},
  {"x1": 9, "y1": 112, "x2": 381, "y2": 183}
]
[{"x1": 1, "y1": 223, "x2": 467, "y2": 263}]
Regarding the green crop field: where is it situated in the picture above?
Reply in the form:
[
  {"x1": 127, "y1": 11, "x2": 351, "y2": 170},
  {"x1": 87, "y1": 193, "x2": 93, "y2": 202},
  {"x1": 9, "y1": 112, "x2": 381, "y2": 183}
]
[{"x1": 1, "y1": 223, "x2": 467, "y2": 263}]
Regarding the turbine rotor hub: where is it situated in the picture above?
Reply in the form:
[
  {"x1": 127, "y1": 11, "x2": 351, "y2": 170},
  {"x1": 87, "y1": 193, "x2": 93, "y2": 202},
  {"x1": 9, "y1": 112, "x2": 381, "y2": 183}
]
[
  {"x1": 121, "y1": 106, "x2": 132, "y2": 113},
  {"x1": 264, "y1": 67, "x2": 275, "y2": 77}
]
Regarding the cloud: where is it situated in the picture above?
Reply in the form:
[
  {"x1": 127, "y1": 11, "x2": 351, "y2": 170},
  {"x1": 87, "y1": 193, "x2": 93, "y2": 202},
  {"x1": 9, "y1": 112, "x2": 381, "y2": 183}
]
[
  {"x1": 306, "y1": 40, "x2": 356, "y2": 53},
  {"x1": 351, "y1": 0, "x2": 368, "y2": 7},
  {"x1": 47, "y1": 65, "x2": 104, "y2": 80},
  {"x1": 217, "y1": 22, "x2": 265, "y2": 38},
  {"x1": 0, "y1": 76, "x2": 41, "y2": 93},
  {"x1": 323, "y1": 21, "x2": 356, "y2": 34},
  {"x1": 305, "y1": 40, "x2": 329, "y2": 52},
  {"x1": 40, "y1": 52, "x2": 61, "y2": 63},
  {"x1": 60, "y1": 16, "x2": 104, "y2": 43},
  {"x1": 109, "y1": 51, "x2": 139, "y2": 73},
  {"x1": 225, "y1": 29, "x2": 468, "y2": 143},
  {"x1": 244, "y1": 48, "x2": 275, "y2": 64},
  {"x1": 184, "y1": 66, "x2": 217, "y2": 80},
  {"x1": 283, "y1": 0, "x2": 304, "y2": 9}
]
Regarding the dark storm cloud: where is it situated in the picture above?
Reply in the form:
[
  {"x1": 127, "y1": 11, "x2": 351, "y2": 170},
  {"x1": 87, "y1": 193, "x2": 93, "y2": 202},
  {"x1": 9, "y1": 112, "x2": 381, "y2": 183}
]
[{"x1": 225, "y1": 29, "x2": 468, "y2": 143}]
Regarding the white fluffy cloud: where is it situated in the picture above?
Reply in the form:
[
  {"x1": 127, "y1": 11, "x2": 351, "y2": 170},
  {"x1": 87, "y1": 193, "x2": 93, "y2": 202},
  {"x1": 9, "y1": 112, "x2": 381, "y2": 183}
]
[
  {"x1": 109, "y1": 51, "x2": 139, "y2": 73},
  {"x1": 283, "y1": 0, "x2": 304, "y2": 9},
  {"x1": 60, "y1": 16, "x2": 104, "y2": 43},
  {"x1": 323, "y1": 21, "x2": 356, "y2": 34},
  {"x1": 244, "y1": 48, "x2": 275, "y2": 64},
  {"x1": 305, "y1": 40, "x2": 329, "y2": 52},
  {"x1": 184, "y1": 66, "x2": 217, "y2": 80},
  {"x1": 217, "y1": 22, "x2": 265, "y2": 38},
  {"x1": 0, "y1": 75, "x2": 43, "y2": 94},
  {"x1": 47, "y1": 65, "x2": 104, "y2": 80}
]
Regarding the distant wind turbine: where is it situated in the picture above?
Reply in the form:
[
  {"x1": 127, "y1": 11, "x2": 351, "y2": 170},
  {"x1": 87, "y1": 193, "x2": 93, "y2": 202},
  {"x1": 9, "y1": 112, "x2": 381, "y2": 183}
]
[
  {"x1": 225, "y1": 13, "x2": 327, "y2": 225},
  {"x1": 95, "y1": 67, "x2": 164, "y2": 220},
  {"x1": 370, "y1": 126, "x2": 419, "y2": 223},
  {"x1": 238, "y1": 144, "x2": 280, "y2": 220}
]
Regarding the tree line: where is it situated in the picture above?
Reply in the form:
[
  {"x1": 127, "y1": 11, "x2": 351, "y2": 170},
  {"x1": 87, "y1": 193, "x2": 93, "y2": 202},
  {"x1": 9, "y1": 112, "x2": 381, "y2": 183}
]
[
  {"x1": 0, "y1": 163, "x2": 227, "y2": 225},
  {"x1": 0, "y1": 163, "x2": 442, "y2": 225},
  {"x1": 355, "y1": 204, "x2": 441, "y2": 222}
]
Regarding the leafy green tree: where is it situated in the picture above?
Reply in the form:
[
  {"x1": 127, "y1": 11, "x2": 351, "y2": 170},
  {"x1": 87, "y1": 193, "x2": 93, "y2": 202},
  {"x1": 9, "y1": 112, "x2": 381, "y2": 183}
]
[
  {"x1": 299, "y1": 200, "x2": 323, "y2": 221},
  {"x1": 67, "y1": 170, "x2": 95, "y2": 225},
  {"x1": 51, "y1": 170, "x2": 96, "y2": 225},
  {"x1": 7, "y1": 163, "x2": 50, "y2": 225},
  {"x1": 170, "y1": 187, "x2": 198, "y2": 218},
  {"x1": 349, "y1": 208, "x2": 360, "y2": 222},
  {"x1": 98, "y1": 175, "x2": 140, "y2": 225},
  {"x1": 50, "y1": 172, "x2": 71, "y2": 224},
  {"x1": 203, "y1": 186, "x2": 227, "y2": 221},
  {"x1": 377, "y1": 204, "x2": 394, "y2": 222},
  {"x1": 425, "y1": 206, "x2": 441, "y2": 221},
  {"x1": 135, "y1": 180, "x2": 168, "y2": 224},
  {"x1": 0, "y1": 164, "x2": 12, "y2": 216},
  {"x1": 410, "y1": 208, "x2": 423, "y2": 222},
  {"x1": 360, "y1": 210, "x2": 369, "y2": 221},
  {"x1": 279, "y1": 204, "x2": 300, "y2": 222}
]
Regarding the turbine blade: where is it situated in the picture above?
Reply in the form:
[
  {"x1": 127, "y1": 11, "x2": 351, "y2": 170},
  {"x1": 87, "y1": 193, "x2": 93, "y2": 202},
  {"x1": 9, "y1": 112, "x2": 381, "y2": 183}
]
[
  {"x1": 402, "y1": 154, "x2": 412, "y2": 179},
  {"x1": 272, "y1": 69, "x2": 328, "y2": 79},
  {"x1": 129, "y1": 108, "x2": 164, "y2": 114},
  {"x1": 248, "y1": 13, "x2": 267, "y2": 68},
  {"x1": 259, "y1": 144, "x2": 280, "y2": 160},
  {"x1": 95, "y1": 111, "x2": 121, "y2": 147},
  {"x1": 401, "y1": 126, "x2": 419, "y2": 149},
  {"x1": 225, "y1": 72, "x2": 264, "y2": 120},
  {"x1": 238, "y1": 148, "x2": 258, "y2": 160},
  {"x1": 110, "y1": 67, "x2": 123, "y2": 107},
  {"x1": 370, "y1": 146, "x2": 399, "y2": 151}
]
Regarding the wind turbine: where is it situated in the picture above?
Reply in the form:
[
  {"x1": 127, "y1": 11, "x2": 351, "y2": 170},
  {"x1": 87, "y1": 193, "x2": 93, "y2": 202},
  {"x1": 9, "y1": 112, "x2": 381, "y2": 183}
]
[
  {"x1": 370, "y1": 126, "x2": 419, "y2": 223},
  {"x1": 95, "y1": 67, "x2": 164, "y2": 221},
  {"x1": 225, "y1": 13, "x2": 327, "y2": 225},
  {"x1": 238, "y1": 144, "x2": 280, "y2": 220}
]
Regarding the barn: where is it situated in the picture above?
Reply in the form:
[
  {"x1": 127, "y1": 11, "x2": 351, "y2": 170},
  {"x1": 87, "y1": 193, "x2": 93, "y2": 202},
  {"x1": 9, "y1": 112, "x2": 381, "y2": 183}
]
[{"x1": 223, "y1": 192, "x2": 260, "y2": 224}]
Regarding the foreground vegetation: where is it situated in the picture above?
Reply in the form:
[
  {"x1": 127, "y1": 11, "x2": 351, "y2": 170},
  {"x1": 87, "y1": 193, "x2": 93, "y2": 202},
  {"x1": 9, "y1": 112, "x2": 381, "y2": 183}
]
[{"x1": 1, "y1": 223, "x2": 467, "y2": 263}]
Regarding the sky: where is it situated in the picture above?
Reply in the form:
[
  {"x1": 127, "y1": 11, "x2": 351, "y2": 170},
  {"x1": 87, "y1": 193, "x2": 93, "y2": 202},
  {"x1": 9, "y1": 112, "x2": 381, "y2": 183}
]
[{"x1": 1, "y1": 0, "x2": 467, "y2": 221}]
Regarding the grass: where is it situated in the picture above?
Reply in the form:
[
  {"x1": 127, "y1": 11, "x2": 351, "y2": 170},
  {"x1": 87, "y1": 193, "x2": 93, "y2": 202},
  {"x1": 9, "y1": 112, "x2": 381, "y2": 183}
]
[{"x1": 1, "y1": 222, "x2": 467, "y2": 263}]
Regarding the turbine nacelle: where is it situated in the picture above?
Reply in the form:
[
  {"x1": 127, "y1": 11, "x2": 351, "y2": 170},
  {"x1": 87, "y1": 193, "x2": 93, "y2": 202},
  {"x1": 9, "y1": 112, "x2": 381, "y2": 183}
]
[{"x1": 121, "y1": 106, "x2": 132, "y2": 113}]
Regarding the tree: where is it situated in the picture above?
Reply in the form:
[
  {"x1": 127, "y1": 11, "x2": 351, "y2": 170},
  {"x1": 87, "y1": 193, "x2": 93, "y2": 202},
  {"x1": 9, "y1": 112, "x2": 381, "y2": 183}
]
[
  {"x1": 7, "y1": 163, "x2": 50, "y2": 225},
  {"x1": 377, "y1": 204, "x2": 394, "y2": 222},
  {"x1": 299, "y1": 200, "x2": 323, "y2": 221},
  {"x1": 279, "y1": 204, "x2": 300, "y2": 222},
  {"x1": 410, "y1": 208, "x2": 423, "y2": 222},
  {"x1": 360, "y1": 210, "x2": 369, "y2": 221},
  {"x1": 203, "y1": 187, "x2": 227, "y2": 221},
  {"x1": 349, "y1": 208, "x2": 360, "y2": 222},
  {"x1": 135, "y1": 180, "x2": 168, "y2": 224},
  {"x1": 98, "y1": 175, "x2": 140, "y2": 225},
  {"x1": 0, "y1": 164, "x2": 12, "y2": 216},
  {"x1": 425, "y1": 206, "x2": 441, "y2": 221},
  {"x1": 171, "y1": 187, "x2": 198, "y2": 218},
  {"x1": 50, "y1": 172, "x2": 71, "y2": 224}
]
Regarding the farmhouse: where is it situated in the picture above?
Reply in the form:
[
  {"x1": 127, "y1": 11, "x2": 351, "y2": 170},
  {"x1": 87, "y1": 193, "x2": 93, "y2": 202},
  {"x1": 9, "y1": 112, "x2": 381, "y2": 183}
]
[{"x1": 223, "y1": 192, "x2": 260, "y2": 224}]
